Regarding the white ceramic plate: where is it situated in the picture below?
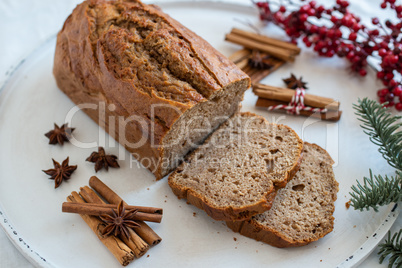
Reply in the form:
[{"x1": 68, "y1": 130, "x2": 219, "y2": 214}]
[{"x1": 0, "y1": 1, "x2": 399, "y2": 267}]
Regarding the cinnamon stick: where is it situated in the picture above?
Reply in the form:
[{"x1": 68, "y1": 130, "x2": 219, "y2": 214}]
[
  {"x1": 67, "y1": 192, "x2": 134, "y2": 266},
  {"x1": 78, "y1": 192, "x2": 162, "y2": 214},
  {"x1": 79, "y1": 186, "x2": 150, "y2": 258},
  {"x1": 256, "y1": 98, "x2": 342, "y2": 121},
  {"x1": 253, "y1": 84, "x2": 340, "y2": 111},
  {"x1": 89, "y1": 176, "x2": 162, "y2": 246},
  {"x1": 62, "y1": 202, "x2": 162, "y2": 223},
  {"x1": 230, "y1": 28, "x2": 301, "y2": 54},
  {"x1": 226, "y1": 32, "x2": 295, "y2": 62}
]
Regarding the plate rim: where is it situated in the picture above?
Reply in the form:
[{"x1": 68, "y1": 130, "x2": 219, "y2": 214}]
[{"x1": 0, "y1": 1, "x2": 399, "y2": 267}]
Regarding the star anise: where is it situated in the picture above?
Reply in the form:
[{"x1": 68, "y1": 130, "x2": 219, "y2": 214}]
[
  {"x1": 100, "y1": 201, "x2": 140, "y2": 240},
  {"x1": 44, "y1": 123, "x2": 75, "y2": 145},
  {"x1": 86, "y1": 147, "x2": 120, "y2": 172},
  {"x1": 42, "y1": 157, "x2": 77, "y2": 188},
  {"x1": 248, "y1": 50, "x2": 274, "y2": 69},
  {"x1": 283, "y1": 73, "x2": 308, "y2": 89}
]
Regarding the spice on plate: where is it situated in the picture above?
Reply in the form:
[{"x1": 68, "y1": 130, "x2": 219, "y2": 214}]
[
  {"x1": 42, "y1": 157, "x2": 77, "y2": 188},
  {"x1": 100, "y1": 201, "x2": 141, "y2": 240},
  {"x1": 86, "y1": 147, "x2": 120, "y2": 172},
  {"x1": 283, "y1": 73, "x2": 308, "y2": 89},
  {"x1": 44, "y1": 123, "x2": 75, "y2": 145}
]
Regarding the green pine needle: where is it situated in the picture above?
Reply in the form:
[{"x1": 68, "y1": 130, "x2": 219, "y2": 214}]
[
  {"x1": 351, "y1": 98, "x2": 402, "y2": 268},
  {"x1": 349, "y1": 170, "x2": 402, "y2": 211},
  {"x1": 353, "y1": 98, "x2": 402, "y2": 171},
  {"x1": 378, "y1": 230, "x2": 402, "y2": 268}
]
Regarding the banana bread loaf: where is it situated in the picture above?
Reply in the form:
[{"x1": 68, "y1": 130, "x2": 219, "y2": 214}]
[
  {"x1": 53, "y1": 0, "x2": 250, "y2": 179},
  {"x1": 226, "y1": 143, "x2": 339, "y2": 247},
  {"x1": 168, "y1": 112, "x2": 303, "y2": 221}
]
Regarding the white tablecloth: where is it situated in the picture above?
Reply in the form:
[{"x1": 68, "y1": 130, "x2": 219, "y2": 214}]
[{"x1": 0, "y1": 0, "x2": 400, "y2": 267}]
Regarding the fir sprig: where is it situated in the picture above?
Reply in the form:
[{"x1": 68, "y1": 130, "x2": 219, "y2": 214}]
[
  {"x1": 351, "y1": 98, "x2": 402, "y2": 268},
  {"x1": 378, "y1": 230, "x2": 402, "y2": 268},
  {"x1": 353, "y1": 98, "x2": 402, "y2": 171},
  {"x1": 350, "y1": 170, "x2": 402, "y2": 211}
]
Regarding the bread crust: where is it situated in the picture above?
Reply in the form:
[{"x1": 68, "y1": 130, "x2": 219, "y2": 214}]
[
  {"x1": 168, "y1": 112, "x2": 303, "y2": 221},
  {"x1": 53, "y1": 0, "x2": 250, "y2": 179},
  {"x1": 226, "y1": 142, "x2": 338, "y2": 247},
  {"x1": 170, "y1": 180, "x2": 277, "y2": 221}
]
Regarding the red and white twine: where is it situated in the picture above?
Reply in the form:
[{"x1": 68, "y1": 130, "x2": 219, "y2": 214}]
[{"x1": 267, "y1": 87, "x2": 327, "y2": 115}]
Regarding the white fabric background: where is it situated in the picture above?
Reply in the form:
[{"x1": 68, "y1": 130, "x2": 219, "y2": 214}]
[{"x1": 0, "y1": 0, "x2": 400, "y2": 267}]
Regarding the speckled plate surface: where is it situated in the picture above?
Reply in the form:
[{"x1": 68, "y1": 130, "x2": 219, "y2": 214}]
[{"x1": 0, "y1": 1, "x2": 399, "y2": 267}]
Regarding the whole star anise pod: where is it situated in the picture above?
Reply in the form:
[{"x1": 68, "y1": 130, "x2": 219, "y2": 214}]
[
  {"x1": 283, "y1": 73, "x2": 308, "y2": 89},
  {"x1": 100, "y1": 201, "x2": 140, "y2": 240},
  {"x1": 44, "y1": 123, "x2": 75, "y2": 145},
  {"x1": 86, "y1": 147, "x2": 120, "y2": 172},
  {"x1": 42, "y1": 157, "x2": 77, "y2": 188},
  {"x1": 248, "y1": 50, "x2": 273, "y2": 69}
]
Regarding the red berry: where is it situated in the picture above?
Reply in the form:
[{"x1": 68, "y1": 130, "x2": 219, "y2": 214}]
[
  {"x1": 353, "y1": 24, "x2": 361, "y2": 32},
  {"x1": 353, "y1": 55, "x2": 361, "y2": 63},
  {"x1": 347, "y1": 51, "x2": 355, "y2": 60},
  {"x1": 385, "y1": 92, "x2": 395, "y2": 102},
  {"x1": 380, "y1": 96, "x2": 387, "y2": 103},
  {"x1": 310, "y1": 24, "x2": 318, "y2": 33},
  {"x1": 320, "y1": 27, "x2": 328, "y2": 36},
  {"x1": 317, "y1": 5, "x2": 325, "y2": 13},
  {"x1": 279, "y1": 5, "x2": 286, "y2": 12},
  {"x1": 385, "y1": 72, "x2": 394, "y2": 80},
  {"x1": 372, "y1": 17, "x2": 379, "y2": 25},
  {"x1": 307, "y1": 8, "x2": 316, "y2": 16},
  {"x1": 379, "y1": 48, "x2": 388, "y2": 57},
  {"x1": 389, "y1": 79, "x2": 397, "y2": 87},
  {"x1": 349, "y1": 32, "x2": 357, "y2": 41},
  {"x1": 393, "y1": 86, "x2": 402, "y2": 96},
  {"x1": 309, "y1": 1, "x2": 317, "y2": 8},
  {"x1": 396, "y1": 5, "x2": 402, "y2": 13},
  {"x1": 359, "y1": 69, "x2": 367, "y2": 76},
  {"x1": 388, "y1": 0, "x2": 396, "y2": 4},
  {"x1": 300, "y1": 13, "x2": 308, "y2": 22},
  {"x1": 300, "y1": 5, "x2": 310, "y2": 13},
  {"x1": 378, "y1": 88, "x2": 389, "y2": 97},
  {"x1": 377, "y1": 71, "x2": 385, "y2": 79},
  {"x1": 381, "y1": 2, "x2": 387, "y2": 8},
  {"x1": 326, "y1": 51, "x2": 335, "y2": 57},
  {"x1": 327, "y1": 29, "x2": 335, "y2": 39},
  {"x1": 396, "y1": 102, "x2": 402, "y2": 111},
  {"x1": 335, "y1": 29, "x2": 343, "y2": 38},
  {"x1": 380, "y1": 42, "x2": 388, "y2": 49},
  {"x1": 389, "y1": 55, "x2": 399, "y2": 64}
]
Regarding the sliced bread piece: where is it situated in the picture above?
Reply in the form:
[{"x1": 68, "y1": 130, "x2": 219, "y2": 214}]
[
  {"x1": 168, "y1": 112, "x2": 303, "y2": 221},
  {"x1": 226, "y1": 142, "x2": 339, "y2": 247}
]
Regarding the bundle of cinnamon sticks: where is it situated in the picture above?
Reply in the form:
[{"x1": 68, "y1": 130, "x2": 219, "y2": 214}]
[
  {"x1": 64, "y1": 176, "x2": 162, "y2": 266},
  {"x1": 253, "y1": 84, "x2": 342, "y2": 121},
  {"x1": 226, "y1": 28, "x2": 300, "y2": 61},
  {"x1": 226, "y1": 28, "x2": 301, "y2": 83}
]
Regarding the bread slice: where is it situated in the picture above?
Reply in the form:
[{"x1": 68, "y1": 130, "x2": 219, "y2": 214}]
[
  {"x1": 226, "y1": 142, "x2": 339, "y2": 247},
  {"x1": 53, "y1": 0, "x2": 250, "y2": 180},
  {"x1": 168, "y1": 112, "x2": 303, "y2": 221}
]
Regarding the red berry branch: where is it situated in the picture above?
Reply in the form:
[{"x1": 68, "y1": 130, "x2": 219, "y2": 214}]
[{"x1": 255, "y1": 0, "x2": 402, "y2": 111}]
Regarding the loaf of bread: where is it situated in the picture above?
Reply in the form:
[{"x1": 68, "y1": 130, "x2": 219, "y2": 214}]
[
  {"x1": 168, "y1": 112, "x2": 303, "y2": 221},
  {"x1": 226, "y1": 143, "x2": 339, "y2": 247},
  {"x1": 53, "y1": 0, "x2": 250, "y2": 179}
]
